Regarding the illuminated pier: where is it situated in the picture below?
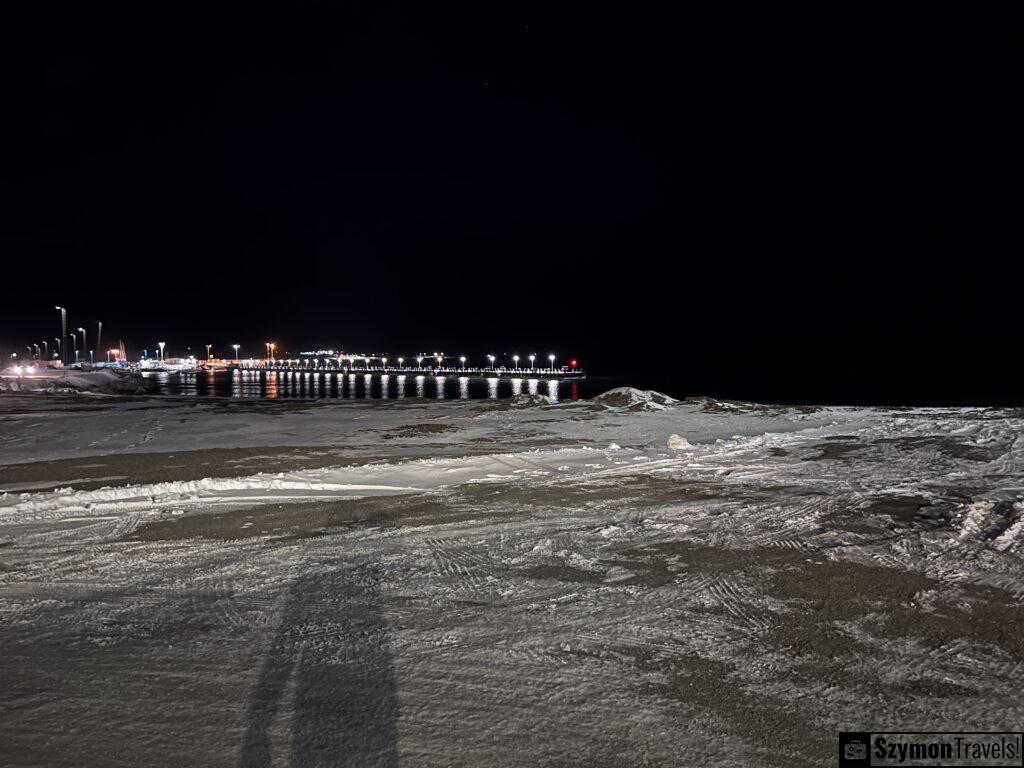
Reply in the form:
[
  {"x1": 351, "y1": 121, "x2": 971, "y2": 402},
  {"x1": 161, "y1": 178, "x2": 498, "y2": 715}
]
[
  {"x1": 230, "y1": 363, "x2": 584, "y2": 379},
  {"x1": 226, "y1": 351, "x2": 585, "y2": 378}
]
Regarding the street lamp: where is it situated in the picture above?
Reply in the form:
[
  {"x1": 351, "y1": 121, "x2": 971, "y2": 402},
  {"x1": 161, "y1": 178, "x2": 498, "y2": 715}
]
[
  {"x1": 55, "y1": 307, "x2": 66, "y2": 364},
  {"x1": 206, "y1": 344, "x2": 212, "y2": 360},
  {"x1": 528, "y1": 354, "x2": 535, "y2": 370},
  {"x1": 70, "y1": 334, "x2": 78, "y2": 361},
  {"x1": 513, "y1": 355, "x2": 519, "y2": 370},
  {"x1": 232, "y1": 344, "x2": 240, "y2": 361},
  {"x1": 549, "y1": 354, "x2": 555, "y2": 371},
  {"x1": 459, "y1": 356, "x2": 466, "y2": 369},
  {"x1": 416, "y1": 356, "x2": 423, "y2": 369},
  {"x1": 158, "y1": 341, "x2": 166, "y2": 362},
  {"x1": 42, "y1": 341, "x2": 48, "y2": 359},
  {"x1": 435, "y1": 355, "x2": 442, "y2": 369},
  {"x1": 488, "y1": 354, "x2": 495, "y2": 370},
  {"x1": 32, "y1": 344, "x2": 39, "y2": 359},
  {"x1": 77, "y1": 328, "x2": 87, "y2": 355},
  {"x1": 382, "y1": 357, "x2": 388, "y2": 368},
  {"x1": 398, "y1": 357, "x2": 404, "y2": 367},
  {"x1": 55, "y1": 338, "x2": 62, "y2": 361}
]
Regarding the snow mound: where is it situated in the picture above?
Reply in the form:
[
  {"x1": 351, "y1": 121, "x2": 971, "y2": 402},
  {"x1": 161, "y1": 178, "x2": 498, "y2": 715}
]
[
  {"x1": 0, "y1": 368, "x2": 155, "y2": 395},
  {"x1": 505, "y1": 394, "x2": 556, "y2": 408},
  {"x1": 667, "y1": 434, "x2": 693, "y2": 450},
  {"x1": 683, "y1": 396, "x2": 821, "y2": 415},
  {"x1": 954, "y1": 500, "x2": 1024, "y2": 553},
  {"x1": 592, "y1": 387, "x2": 677, "y2": 412}
]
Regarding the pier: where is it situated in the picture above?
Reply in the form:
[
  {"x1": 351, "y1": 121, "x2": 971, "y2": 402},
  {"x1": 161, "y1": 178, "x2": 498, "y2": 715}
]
[{"x1": 227, "y1": 363, "x2": 585, "y2": 379}]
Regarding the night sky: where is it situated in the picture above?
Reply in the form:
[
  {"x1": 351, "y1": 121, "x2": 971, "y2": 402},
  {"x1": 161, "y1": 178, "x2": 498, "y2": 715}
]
[{"x1": 2, "y1": 6, "x2": 1017, "y2": 404}]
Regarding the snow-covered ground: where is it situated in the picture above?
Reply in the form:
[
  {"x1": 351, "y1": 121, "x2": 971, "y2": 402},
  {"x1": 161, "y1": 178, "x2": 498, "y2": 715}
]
[
  {"x1": 0, "y1": 390, "x2": 1022, "y2": 766},
  {"x1": 0, "y1": 367, "x2": 154, "y2": 396}
]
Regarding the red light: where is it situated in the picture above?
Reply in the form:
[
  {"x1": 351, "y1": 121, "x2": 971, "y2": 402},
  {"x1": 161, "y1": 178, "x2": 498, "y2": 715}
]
[{"x1": 570, "y1": 359, "x2": 578, "y2": 368}]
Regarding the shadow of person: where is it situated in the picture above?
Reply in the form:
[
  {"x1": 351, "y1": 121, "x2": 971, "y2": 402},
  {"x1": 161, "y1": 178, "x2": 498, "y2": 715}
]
[{"x1": 240, "y1": 564, "x2": 398, "y2": 767}]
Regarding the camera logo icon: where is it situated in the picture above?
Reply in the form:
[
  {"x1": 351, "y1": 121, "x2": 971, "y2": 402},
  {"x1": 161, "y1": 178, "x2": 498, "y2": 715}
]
[
  {"x1": 839, "y1": 732, "x2": 871, "y2": 766},
  {"x1": 845, "y1": 741, "x2": 867, "y2": 760}
]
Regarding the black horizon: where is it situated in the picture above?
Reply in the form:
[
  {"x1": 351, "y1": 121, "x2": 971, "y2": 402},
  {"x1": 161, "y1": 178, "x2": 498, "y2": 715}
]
[{"x1": 2, "y1": 6, "x2": 1018, "y2": 407}]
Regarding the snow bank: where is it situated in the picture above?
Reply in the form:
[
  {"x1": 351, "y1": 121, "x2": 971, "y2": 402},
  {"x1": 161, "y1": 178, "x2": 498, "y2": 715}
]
[
  {"x1": 683, "y1": 396, "x2": 822, "y2": 415},
  {"x1": 0, "y1": 446, "x2": 631, "y2": 524},
  {"x1": 0, "y1": 368, "x2": 155, "y2": 395},
  {"x1": 491, "y1": 393, "x2": 556, "y2": 408},
  {"x1": 591, "y1": 387, "x2": 677, "y2": 412},
  {"x1": 6, "y1": 475, "x2": 425, "y2": 520}
]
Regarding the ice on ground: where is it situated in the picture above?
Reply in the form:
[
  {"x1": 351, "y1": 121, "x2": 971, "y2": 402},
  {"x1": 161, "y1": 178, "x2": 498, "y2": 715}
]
[
  {"x1": 0, "y1": 389, "x2": 836, "y2": 466},
  {"x1": 0, "y1": 392, "x2": 1023, "y2": 767},
  {"x1": 0, "y1": 447, "x2": 632, "y2": 527}
]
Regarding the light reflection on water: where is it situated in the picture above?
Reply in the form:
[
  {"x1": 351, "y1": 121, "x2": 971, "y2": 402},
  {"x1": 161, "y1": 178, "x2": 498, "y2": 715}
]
[{"x1": 147, "y1": 370, "x2": 584, "y2": 401}]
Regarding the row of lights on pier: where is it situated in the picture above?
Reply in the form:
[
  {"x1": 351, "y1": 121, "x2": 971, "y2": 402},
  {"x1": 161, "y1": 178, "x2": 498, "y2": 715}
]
[
  {"x1": 251, "y1": 350, "x2": 566, "y2": 371},
  {"x1": 148, "y1": 344, "x2": 575, "y2": 372}
]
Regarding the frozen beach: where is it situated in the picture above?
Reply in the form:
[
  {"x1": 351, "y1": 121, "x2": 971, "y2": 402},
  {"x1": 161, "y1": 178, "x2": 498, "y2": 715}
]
[{"x1": 1, "y1": 390, "x2": 1022, "y2": 766}]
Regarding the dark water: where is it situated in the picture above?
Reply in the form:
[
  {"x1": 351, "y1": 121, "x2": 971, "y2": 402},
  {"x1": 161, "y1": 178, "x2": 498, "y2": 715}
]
[{"x1": 141, "y1": 370, "x2": 623, "y2": 401}]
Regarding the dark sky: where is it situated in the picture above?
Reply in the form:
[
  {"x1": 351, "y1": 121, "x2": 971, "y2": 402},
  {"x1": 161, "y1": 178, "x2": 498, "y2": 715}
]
[{"x1": 2, "y1": 6, "x2": 1018, "y2": 403}]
